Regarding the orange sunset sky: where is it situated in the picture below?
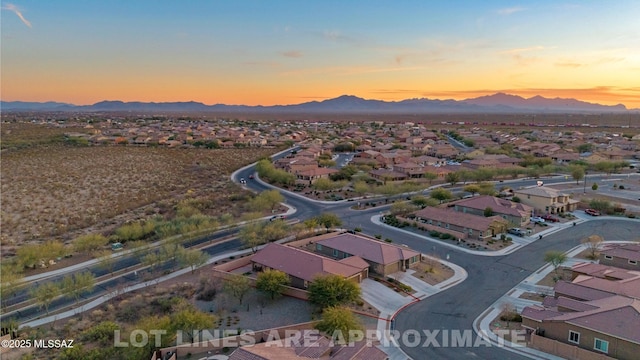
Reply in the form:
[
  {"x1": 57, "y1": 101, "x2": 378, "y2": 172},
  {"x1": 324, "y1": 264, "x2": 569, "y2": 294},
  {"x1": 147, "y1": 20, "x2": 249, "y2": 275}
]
[{"x1": 2, "y1": 1, "x2": 640, "y2": 109}]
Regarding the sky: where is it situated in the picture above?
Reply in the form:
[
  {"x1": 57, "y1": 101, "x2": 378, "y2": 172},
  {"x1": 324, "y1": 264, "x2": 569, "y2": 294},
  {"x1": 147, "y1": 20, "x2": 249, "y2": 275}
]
[{"x1": 2, "y1": 1, "x2": 640, "y2": 108}]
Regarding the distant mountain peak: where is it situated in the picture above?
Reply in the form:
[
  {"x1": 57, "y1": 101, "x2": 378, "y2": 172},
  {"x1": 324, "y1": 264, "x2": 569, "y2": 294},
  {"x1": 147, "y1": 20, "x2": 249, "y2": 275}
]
[{"x1": 0, "y1": 92, "x2": 632, "y2": 113}]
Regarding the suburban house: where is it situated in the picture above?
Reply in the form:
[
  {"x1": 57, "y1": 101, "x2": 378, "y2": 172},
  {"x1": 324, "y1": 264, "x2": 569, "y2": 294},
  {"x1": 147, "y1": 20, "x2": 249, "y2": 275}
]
[
  {"x1": 314, "y1": 233, "x2": 420, "y2": 276},
  {"x1": 228, "y1": 331, "x2": 388, "y2": 360},
  {"x1": 521, "y1": 266, "x2": 640, "y2": 360},
  {"x1": 598, "y1": 243, "x2": 640, "y2": 270},
  {"x1": 294, "y1": 167, "x2": 338, "y2": 185},
  {"x1": 449, "y1": 195, "x2": 533, "y2": 227},
  {"x1": 251, "y1": 243, "x2": 369, "y2": 289},
  {"x1": 512, "y1": 186, "x2": 579, "y2": 214},
  {"x1": 413, "y1": 207, "x2": 509, "y2": 241}
]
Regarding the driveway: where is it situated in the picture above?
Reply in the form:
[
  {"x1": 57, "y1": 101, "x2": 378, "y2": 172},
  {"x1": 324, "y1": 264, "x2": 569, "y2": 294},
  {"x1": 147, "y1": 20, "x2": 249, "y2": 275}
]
[{"x1": 360, "y1": 278, "x2": 413, "y2": 316}]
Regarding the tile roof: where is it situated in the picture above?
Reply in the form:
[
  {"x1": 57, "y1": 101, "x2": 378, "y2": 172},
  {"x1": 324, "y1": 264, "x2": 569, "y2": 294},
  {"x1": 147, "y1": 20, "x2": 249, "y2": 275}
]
[
  {"x1": 600, "y1": 243, "x2": 640, "y2": 262},
  {"x1": 251, "y1": 243, "x2": 366, "y2": 282},
  {"x1": 572, "y1": 262, "x2": 638, "y2": 280},
  {"x1": 452, "y1": 195, "x2": 533, "y2": 218},
  {"x1": 316, "y1": 233, "x2": 420, "y2": 266},
  {"x1": 513, "y1": 186, "x2": 569, "y2": 198},
  {"x1": 553, "y1": 280, "x2": 615, "y2": 301},
  {"x1": 414, "y1": 207, "x2": 507, "y2": 231},
  {"x1": 228, "y1": 333, "x2": 388, "y2": 360}
]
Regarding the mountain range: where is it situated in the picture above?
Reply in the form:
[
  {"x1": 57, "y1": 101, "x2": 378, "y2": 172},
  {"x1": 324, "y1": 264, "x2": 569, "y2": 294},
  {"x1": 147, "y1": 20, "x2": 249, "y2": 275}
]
[{"x1": 1, "y1": 93, "x2": 636, "y2": 113}]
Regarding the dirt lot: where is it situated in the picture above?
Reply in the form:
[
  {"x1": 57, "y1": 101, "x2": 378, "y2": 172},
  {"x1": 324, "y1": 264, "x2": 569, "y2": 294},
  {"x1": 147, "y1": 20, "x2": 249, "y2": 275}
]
[
  {"x1": 0, "y1": 145, "x2": 276, "y2": 250},
  {"x1": 411, "y1": 259, "x2": 455, "y2": 285}
]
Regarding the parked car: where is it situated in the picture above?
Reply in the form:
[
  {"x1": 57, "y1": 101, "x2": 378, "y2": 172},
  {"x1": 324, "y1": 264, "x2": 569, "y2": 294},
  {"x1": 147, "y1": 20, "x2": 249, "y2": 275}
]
[
  {"x1": 240, "y1": 178, "x2": 246, "y2": 184},
  {"x1": 269, "y1": 215, "x2": 286, "y2": 222},
  {"x1": 249, "y1": 174, "x2": 254, "y2": 179},
  {"x1": 542, "y1": 214, "x2": 559, "y2": 222},
  {"x1": 585, "y1": 208, "x2": 601, "y2": 216},
  {"x1": 508, "y1": 228, "x2": 526, "y2": 237},
  {"x1": 530, "y1": 216, "x2": 546, "y2": 224}
]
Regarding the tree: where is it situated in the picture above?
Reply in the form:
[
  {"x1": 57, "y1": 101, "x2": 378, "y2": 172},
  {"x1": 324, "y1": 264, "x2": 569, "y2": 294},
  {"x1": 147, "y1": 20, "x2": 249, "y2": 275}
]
[
  {"x1": 61, "y1": 272, "x2": 96, "y2": 304},
  {"x1": 430, "y1": 188, "x2": 453, "y2": 204},
  {"x1": 592, "y1": 183, "x2": 598, "y2": 191},
  {"x1": 126, "y1": 315, "x2": 174, "y2": 359},
  {"x1": 445, "y1": 172, "x2": 460, "y2": 186},
  {"x1": 352, "y1": 181, "x2": 370, "y2": 197},
  {"x1": 223, "y1": 274, "x2": 251, "y2": 305},
  {"x1": 248, "y1": 189, "x2": 284, "y2": 212},
  {"x1": 73, "y1": 233, "x2": 109, "y2": 254},
  {"x1": 31, "y1": 281, "x2": 60, "y2": 314},
  {"x1": 582, "y1": 235, "x2": 603, "y2": 260},
  {"x1": 477, "y1": 182, "x2": 497, "y2": 196},
  {"x1": 178, "y1": 248, "x2": 209, "y2": 273},
  {"x1": 95, "y1": 250, "x2": 116, "y2": 276},
  {"x1": 423, "y1": 172, "x2": 438, "y2": 185},
  {"x1": 544, "y1": 251, "x2": 567, "y2": 278},
  {"x1": 315, "y1": 213, "x2": 342, "y2": 232},
  {"x1": 463, "y1": 185, "x2": 480, "y2": 196},
  {"x1": 308, "y1": 274, "x2": 361, "y2": 308},
  {"x1": 0, "y1": 262, "x2": 23, "y2": 309},
  {"x1": 239, "y1": 222, "x2": 266, "y2": 253},
  {"x1": 569, "y1": 165, "x2": 585, "y2": 185},
  {"x1": 171, "y1": 305, "x2": 217, "y2": 343},
  {"x1": 389, "y1": 201, "x2": 418, "y2": 217},
  {"x1": 484, "y1": 207, "x2": 494, "y2": 217},
  {"x1": 315, "y1": 306, "x2": 364, "y2": 343},
  {"x1": 256, "y1": 269, "x2": 290, "y2": 300}
]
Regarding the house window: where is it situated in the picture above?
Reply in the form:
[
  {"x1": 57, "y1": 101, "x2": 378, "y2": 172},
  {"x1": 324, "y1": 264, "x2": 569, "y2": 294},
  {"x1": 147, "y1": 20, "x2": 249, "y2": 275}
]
[
  {"x1": 604, "y1": 255, "x2": 613, "y2": 260},
  {"x1": 316, "y1": 244, "x2": 322, "y2": 251},
  {"x1": 333, "y1": 249, "x2": 338, "y2": 257},
  {"x1": 428, "y1": 219, "x2": 433, "y2": 224},
  {"x1": 629, "y1": 260, "x2": 638, "y2": 265},
  {"x1": 568, "y1": 331, "x2": 580, "y2": 344},
  {"x1": 479, "y1": 231, "x2": 483, "y2": 237},
  {"x1": 594, "y1": 338, "x2": 608, "y2": 353},
  {"x1": 445, "y1": 223, "x2": 449, "y2": 229},
  {"x1": 527, "y1": 195, "x2": 530, "y2": 199},
  {"x1": 303, "y1": 281, "x2": 309, "y2": 289},
  {"x1": 468, "y1": 229, "x2": 473, "y2": 235}
]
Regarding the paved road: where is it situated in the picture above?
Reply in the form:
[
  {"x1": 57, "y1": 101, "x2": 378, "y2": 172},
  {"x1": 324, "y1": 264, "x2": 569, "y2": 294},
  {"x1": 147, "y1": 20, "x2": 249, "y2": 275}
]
[{"x1": 239, "y1": 162, "x2": 640, "y2": 359}]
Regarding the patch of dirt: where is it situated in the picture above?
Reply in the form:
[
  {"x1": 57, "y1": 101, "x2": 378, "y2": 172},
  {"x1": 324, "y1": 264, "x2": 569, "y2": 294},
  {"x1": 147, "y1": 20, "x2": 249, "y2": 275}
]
[
  {"x1": 519, "y1": 292, "x2": 546, "y2": 302},
  {"x1": 411, "y1": 260, "x2": 455, "y2": 285},
  {"x1": 536, "y1": 267, "x2": 572, "y2": 287}
]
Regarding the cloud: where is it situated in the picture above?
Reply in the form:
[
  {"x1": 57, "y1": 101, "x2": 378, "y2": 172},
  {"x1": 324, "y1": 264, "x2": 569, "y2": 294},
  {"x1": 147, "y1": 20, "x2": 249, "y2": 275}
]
[
  {"x1": 281, "y1": 51, "x2": 303, "y2": 58},
  {"x1": 497, "y1": 7, "x2": 526, "y2": 15},
  {"x1": 2, "y1": 3, "x2": 32, "y2": 28}
]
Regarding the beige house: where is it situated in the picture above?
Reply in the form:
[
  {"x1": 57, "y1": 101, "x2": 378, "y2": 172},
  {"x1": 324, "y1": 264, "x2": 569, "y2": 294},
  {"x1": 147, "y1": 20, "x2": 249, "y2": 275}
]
[
  {"x1": 413, "y1": 207, "x2": 509, "y2": 241},
  {"x1": 513, "y1": 186, "x2": 579, "y2": 214},
  {"x1": 598, "y1": 243, "x2": 640, "y2": 270},
  {"x1": 521, "y1": 264, "x2": 640, "y2": 360}
]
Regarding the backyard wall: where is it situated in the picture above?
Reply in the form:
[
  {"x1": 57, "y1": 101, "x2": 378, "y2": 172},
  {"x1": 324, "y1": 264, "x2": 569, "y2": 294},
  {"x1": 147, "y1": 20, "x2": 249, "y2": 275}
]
[{"x1": 529, "y1": 334, "x2": 616, "y2": 360}]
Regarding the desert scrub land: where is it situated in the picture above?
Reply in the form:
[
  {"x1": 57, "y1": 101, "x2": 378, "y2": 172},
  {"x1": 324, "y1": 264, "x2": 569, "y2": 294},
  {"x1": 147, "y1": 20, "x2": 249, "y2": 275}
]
[{"x1": 1, "y1": 144, "x2": 276, "y2": 250}]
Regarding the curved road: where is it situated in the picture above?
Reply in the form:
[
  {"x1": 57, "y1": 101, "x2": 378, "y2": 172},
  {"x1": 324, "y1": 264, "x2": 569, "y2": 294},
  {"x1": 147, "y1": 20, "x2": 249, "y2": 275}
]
[{"x1": 239, "y1": 159, "x2": 640, "y2": 359}]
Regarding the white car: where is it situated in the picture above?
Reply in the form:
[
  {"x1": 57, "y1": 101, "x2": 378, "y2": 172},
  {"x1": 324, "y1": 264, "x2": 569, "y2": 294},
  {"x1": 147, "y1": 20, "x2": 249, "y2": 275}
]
[{"x1": 530, "y1": 216, "x2": 545, "y2": 224}]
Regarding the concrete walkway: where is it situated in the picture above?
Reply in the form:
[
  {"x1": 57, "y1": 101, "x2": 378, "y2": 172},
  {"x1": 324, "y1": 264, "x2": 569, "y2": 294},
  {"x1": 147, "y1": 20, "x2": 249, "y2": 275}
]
[{"x1": 360, "y1": 256, "x2": 468, "y2": 360}]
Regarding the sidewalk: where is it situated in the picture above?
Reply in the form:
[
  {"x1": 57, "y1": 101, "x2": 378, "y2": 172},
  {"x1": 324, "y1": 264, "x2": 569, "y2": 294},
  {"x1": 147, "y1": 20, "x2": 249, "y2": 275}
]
[
  {"x1": 470, "y1": 242, "x2": 621, "y2": 359},
  {"x1": 360, "y1": 255, "x2": 468, "y2": 360}
]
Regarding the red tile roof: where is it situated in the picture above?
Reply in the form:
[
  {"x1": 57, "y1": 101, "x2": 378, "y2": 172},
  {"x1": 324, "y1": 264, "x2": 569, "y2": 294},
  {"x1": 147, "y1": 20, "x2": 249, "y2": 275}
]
[
  {"x1": 600, "y1": 243, "x2": 640, "y2": 262},
  {"x1": 452, "y1": 195, "x2": 533, "y2": 218},
  {"x1": 316, "y1": 233, "x2": 419, "y2": 266},
  {"x1": 414, "y1": 207, "x2": 507, "y2": 231},
  {"x1": 251, "y1": 243, "x2": 366, "y2": 282}
]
